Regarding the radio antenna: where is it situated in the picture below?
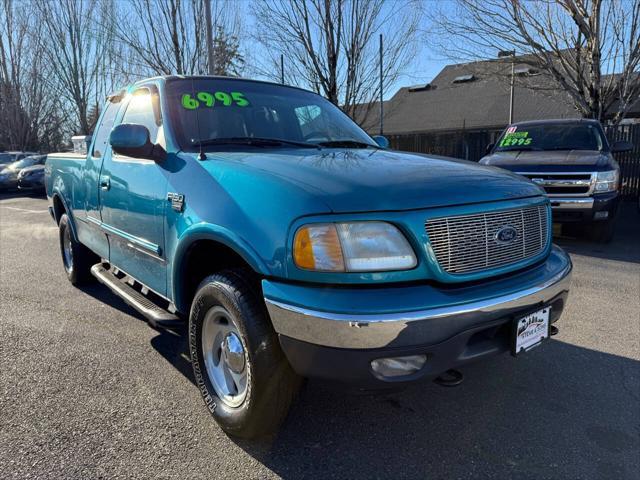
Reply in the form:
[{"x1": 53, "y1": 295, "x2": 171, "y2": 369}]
[{"x1": 192, "y1": 76, "x2": 206, "y2": 161}]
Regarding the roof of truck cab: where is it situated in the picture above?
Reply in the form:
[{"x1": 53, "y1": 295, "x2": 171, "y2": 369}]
[
  {"x1": 127, "y1": 75, "x2": 317, "y2": 96},
  {"x1": 510, "y1": 118, "x2": 602, "y2": 127}
]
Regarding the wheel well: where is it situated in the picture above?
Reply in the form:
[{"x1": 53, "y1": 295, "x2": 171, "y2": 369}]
[
  {"x1": 52, "y1": 194, "x2": 65, "y2": 224},
  {"x1": 179, "y1": 240, "x2": 259, "y2": 312}
]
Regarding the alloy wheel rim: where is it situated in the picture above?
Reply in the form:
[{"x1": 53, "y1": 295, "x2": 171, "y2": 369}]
[
  {"x1": 201, "y1": 306, "x2": 248, "y2": 408},
  {"x1": 63, "y1": 227, "x2": 73, "y2": 271}
]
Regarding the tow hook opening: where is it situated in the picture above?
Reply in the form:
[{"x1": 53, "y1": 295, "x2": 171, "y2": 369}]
[
  {"x1": 434, "y1": 369, "x2": 464, "y2": 387},
  {"x1": 550, "y1": 325, "x2": 559, "y2": 336}
]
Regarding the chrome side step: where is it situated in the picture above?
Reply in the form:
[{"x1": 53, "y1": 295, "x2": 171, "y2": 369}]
[{"x1": 90, "y1": 263, "x2": 183, "y2": 328}]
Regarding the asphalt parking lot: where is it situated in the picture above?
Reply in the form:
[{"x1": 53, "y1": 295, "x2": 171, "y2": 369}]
[{"x1": 1, "y1": 194, "x2": 638, "y2": 479}]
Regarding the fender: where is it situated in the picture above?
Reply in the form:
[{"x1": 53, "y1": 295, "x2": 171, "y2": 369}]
[
  {"x1": 171, "y1": 223, "x2": 272, "y2": 312},
  {"x1": 51, "y1": 186, "x2": 80, "y2": 243}
]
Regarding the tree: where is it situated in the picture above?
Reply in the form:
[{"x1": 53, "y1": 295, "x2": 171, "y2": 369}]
[
  {"x1": 428, "y1": 0, "x2": 640, "y2": 124},
  {"x1": 35, "y1": 0, "x2": 115, "y2": 135},
  {"x1": 210, "y1": 26, "x2": 244, "y2": 76},
  {"x1": 0, "y1": 0, "x2": 69, "y2": 151},
  {"x1": 115, "y1": 0, "x2": 244, "y2": 77},
  {"x1": 253, "y1": 0, "x2": 421, "y2": 124}
]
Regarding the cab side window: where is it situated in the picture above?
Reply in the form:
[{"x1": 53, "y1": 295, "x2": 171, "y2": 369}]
[
  {"x1": 120, "y1": 88, "x2": 161, "y2": 144},
  {"x1": 92, "y1": 99, "x2": 121, "y2": 158}
]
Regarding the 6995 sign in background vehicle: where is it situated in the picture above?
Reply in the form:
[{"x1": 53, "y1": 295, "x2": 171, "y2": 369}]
[{"x1": 45, "y1": 76, "x2": 572, "y2": 438}]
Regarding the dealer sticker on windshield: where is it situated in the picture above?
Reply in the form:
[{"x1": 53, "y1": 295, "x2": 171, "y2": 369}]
[{"x1": 513, "y1": 307, "x2": 550, "y2": 355}]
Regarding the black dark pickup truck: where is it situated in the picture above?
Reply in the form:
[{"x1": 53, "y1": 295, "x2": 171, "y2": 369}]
[{"x1": 480, "y1": 119, "x2": 633, "y2": 242}]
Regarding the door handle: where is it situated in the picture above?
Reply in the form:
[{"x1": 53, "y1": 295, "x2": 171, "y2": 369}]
[{"x1": 100, "y1": 176, "x2": 110, "y2": 190}]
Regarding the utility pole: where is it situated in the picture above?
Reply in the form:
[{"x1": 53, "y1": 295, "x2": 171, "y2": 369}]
[
  {"x1": 205, "y1": 0, "x2": 214, "y2": 75},
  {"x1": 280, "y1": 54, "x2": 284, "y2": 84},
  {"x1": 498, "y1": 50, "x2": 516, "y2": 124},
  {"x1": 379, "y1": 34, "x2": 384, "y2": 135}
]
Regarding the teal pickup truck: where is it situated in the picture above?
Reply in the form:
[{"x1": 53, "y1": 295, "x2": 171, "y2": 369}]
[{"x1": 46, "y1": 76, "x2": 572, "y2": 438}]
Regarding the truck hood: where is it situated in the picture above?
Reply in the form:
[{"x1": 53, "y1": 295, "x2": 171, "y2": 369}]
[
  {"x1": 481, "y1": 149, "x2": 609, "y2": 169},
  {"x1": 202, "y1": 149, "x2": 543, "y2": 213}
]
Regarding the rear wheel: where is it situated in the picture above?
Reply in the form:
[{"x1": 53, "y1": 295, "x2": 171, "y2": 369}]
[
  {"x1": 189, "y1": 269, "x2": 301, "y2": 438},
  {"x1": 58, "y1": 213, "x2": 98, "y2": 285}
]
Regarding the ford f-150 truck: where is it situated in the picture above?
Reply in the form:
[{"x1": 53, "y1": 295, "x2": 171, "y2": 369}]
[
  {"x1": 480, "y1": 119, "x2": 633, "y2": 243},
  {"x1": 46, "y1": 76, "x2": 572, "y2": 438}
]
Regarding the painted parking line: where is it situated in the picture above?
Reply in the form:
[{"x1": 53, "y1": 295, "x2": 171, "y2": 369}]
[{"x1": 0, "y1": 206, "x2": 48, "y2": 214}]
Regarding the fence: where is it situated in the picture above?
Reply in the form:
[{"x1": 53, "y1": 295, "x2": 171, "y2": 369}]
[{"x1": 388, "y1": 123, "x2": 640, "y2": 199}]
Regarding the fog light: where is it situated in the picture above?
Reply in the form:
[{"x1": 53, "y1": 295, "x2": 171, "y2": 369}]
[
  {"x1": 594, "y1": 211, "x2": 609, "y2": 220},
  {"x1": 370, "y1": 354, "x2": 427, "y2": 379}
]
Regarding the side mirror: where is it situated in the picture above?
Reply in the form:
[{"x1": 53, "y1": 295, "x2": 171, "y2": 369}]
[
  {"x1": 610, "y1": 140, "x2": 633, "y2": 153},
  {"x1": 372, "y1": 135, "x2": 390, "y2": 149},
  {"x1": 485, "y1": 143, "x2": 495, "y2": 154},
  {"x1": 110, "y1": 124, "x2": 166, "y2": 161}
]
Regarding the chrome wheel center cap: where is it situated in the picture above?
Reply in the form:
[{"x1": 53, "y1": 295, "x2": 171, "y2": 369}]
[{"x1": 222, "y1": 333, "x2": 245, "y2": 374}]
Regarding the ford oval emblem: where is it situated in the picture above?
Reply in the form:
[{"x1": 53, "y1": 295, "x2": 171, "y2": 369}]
[{"x1": 494, "y1": 225, "x2": 518, "y2": 245}]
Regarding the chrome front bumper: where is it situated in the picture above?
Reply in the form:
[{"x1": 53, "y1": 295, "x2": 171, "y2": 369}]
[
  {"x1": 548, "y1": 197, "x2": 594, "y2": 211},
  {"x1": 265, "y1": 247, "x2": 572, "y2": 350}
]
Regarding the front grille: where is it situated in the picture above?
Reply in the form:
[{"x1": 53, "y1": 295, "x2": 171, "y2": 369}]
[
  {"x1": 517, "y1": 172, "x2": 594, "y2": 197},
  {"x1": 425, "y1": 205, "x2": 549, "y2": 275},
  {"x1": 543, "y1": 186, "x2": 590, "y2": 195}
]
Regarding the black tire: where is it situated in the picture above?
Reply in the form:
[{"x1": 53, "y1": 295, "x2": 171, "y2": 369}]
[
  {"x1": 189, "y1": 269, "x2": 301, "y2": 438},
  {"x1": 58, "y1": 213, "x2": 98, "y2": 285},
  {"x1": 589, "y1": 218, "x2": 616, "y2": 243}
]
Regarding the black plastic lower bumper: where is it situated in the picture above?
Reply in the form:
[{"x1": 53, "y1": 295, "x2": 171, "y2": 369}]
[
  {"x1": 552, "y1": 191, "x2": 619, "y2": 223},
  {"x1": 278, "y1": 292, "x2": 567, "y2": 390}
]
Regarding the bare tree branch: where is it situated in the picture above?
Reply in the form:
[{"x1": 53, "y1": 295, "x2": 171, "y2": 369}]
[
  {"x1": 428, "y1": 0, "x2": 640, "y2": 125},
  {"x1": 252, "y1": 0, "x2": 421, "y2": 125}
]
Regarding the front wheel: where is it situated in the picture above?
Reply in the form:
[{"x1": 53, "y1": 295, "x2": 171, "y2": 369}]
[
  {"x1": 589, "y1": 218, "x2": 616, "y2": 243},
  {"x1": 189, "y1": 270, "x2": 301, "y2": 438}
]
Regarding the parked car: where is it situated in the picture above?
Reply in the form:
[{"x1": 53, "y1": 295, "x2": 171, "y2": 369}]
[
  {"x1": 46, "y1": 76, "x2": 572, "y2": 438},
  {"x1": 0, "y1": 151, "x2": 38, "y2": 170},
  {"x1": 0, "y1": 154, "x2": 47, "y2": 191},
  {"x1": 17, "y1": 163, "x2": 46, "y2": 194},
  {"x1": 480, "y1": 119, "x2": 632, "y2": 243}
]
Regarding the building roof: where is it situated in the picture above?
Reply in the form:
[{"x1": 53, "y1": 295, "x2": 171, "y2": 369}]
[{"x1": 360, "y1": 56, "x2": 638, "y2": 135}]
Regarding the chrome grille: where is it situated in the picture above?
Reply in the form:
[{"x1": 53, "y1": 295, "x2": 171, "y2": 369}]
[
  {"x1": 516, "y1": 172, "x2": 595, "y2": 197},
  {"x1": 425, "y1": 205, "x2": 549, "y2": 274}
]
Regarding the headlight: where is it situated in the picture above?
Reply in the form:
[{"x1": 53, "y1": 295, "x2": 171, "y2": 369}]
[
  {"x1": 594, "y1": 170, "x2": 619, "y2": 193},
  {"x1": 293, "y1": 221, "x2": 417, "y2": 272}
]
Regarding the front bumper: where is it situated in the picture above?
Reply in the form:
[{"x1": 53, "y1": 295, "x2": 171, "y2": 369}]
[
  {"x1": 264, "y1": 245, "x2": 572, "y2": 387},
  {"x1": 0, "y1": 178, "x2": 18, "y2": 190},
  {"x1": 17, "y1": 177, "x2": 45, "y2": 191},
  {"x1": 549, "y1": 192, "x2": 619, "y2": 222}
]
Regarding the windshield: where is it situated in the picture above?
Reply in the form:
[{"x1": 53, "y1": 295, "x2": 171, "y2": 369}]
[
  {"x1": 495, "y1": 123, "x2": 605, "y2": 152},
  {"x1": 166, "y1": 78, "x2": 377, "y2": 151}
]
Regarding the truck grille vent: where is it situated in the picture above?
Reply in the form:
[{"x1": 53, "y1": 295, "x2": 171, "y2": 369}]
[
  {"x1": 516, "y1": 172, "x2": 594, "y2": 197},
  {"x1": 425, "y1": 205, "x2": 549, "y2": 275}
]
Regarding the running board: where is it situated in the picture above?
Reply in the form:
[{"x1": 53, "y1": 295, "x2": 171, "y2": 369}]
[{"x1": 90, "y1": 263, "x2": 183, "y2": 328}]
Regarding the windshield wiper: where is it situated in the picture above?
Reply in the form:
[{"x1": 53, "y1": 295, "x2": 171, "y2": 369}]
[
  {"x1": 317, "y1": 140, "x2": 381, "y2": 149},
  {"x1": 498, "y1": 146, "x2": 541, "y2": 152},
  {"x1": 542, "y1": 146, "x2": 595, "y2": 151},
  {"x1": 197, "y1": 137, "x2": 320, "y2": 149}
]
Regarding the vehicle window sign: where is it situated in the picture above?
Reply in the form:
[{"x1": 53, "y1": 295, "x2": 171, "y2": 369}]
[
  {"x1": 181, "y1": 91, "x2": 250, "y2": 109},
  {"x1": 499, "y1": 131, "x2": 532, "y2": 147}
]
